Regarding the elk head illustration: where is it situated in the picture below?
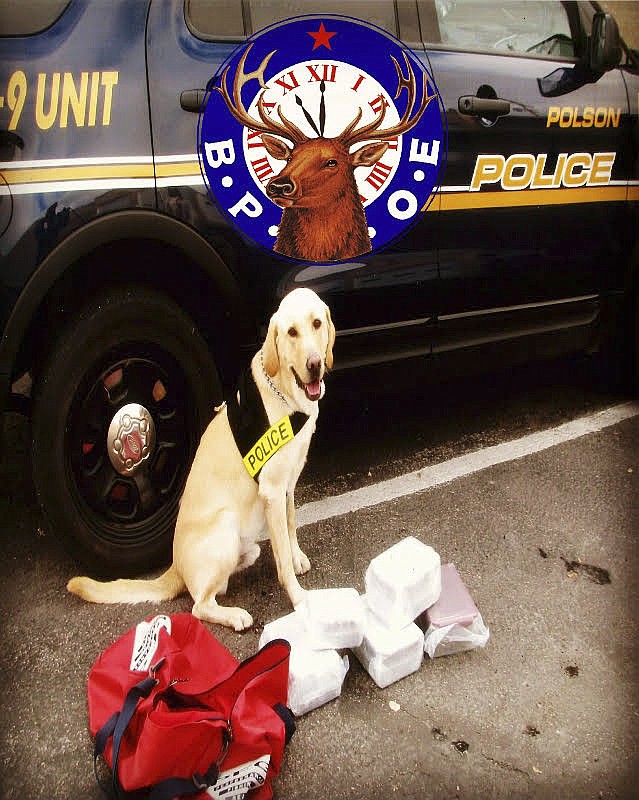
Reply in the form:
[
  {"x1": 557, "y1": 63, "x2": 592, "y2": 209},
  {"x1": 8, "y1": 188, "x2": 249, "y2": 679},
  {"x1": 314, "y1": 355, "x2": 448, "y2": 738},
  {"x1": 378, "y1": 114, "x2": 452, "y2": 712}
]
[{"x1": 216, "y1": 45, "x2": 435, "y2": 262}]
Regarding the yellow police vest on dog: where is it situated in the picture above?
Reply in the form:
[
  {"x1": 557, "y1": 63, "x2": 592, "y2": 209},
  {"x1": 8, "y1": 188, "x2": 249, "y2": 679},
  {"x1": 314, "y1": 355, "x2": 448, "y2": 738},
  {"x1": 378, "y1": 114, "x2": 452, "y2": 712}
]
[
  {"x1": 226, "y1": 368, "x2": 309, "y2": 481},
  {"x1": 243, "y1": 415, "x2": 295, "y2": 478}
]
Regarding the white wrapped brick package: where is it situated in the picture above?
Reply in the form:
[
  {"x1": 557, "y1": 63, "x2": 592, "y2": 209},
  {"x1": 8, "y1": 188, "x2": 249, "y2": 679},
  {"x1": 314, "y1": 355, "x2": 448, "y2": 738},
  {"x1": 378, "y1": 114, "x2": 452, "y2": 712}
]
[
  {"x1": 365, "y1": 537, "x2": 442, "y2": 629},
  {"x1": 298, "y1": 588, "x2": 366, "y2": 650},
  {"x1": 287, "y1": 648, "x2": 350, "y2": 717},
  {"x1": 353, "y1": 601, "x2": 424, "y2": 688},
  {"x1": 258, "y1": 610, "x2": 310, "y2": 652},
  {"x1": 257, "y1": 610, "x2": 350, "y2": 716}
]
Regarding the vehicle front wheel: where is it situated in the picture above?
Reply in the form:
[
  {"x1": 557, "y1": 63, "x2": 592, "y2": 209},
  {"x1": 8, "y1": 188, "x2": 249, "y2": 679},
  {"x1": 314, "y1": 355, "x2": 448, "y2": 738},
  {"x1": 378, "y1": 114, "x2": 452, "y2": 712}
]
[{"x1": 32, "y1": 286, "x2": 221, "y2": 576}]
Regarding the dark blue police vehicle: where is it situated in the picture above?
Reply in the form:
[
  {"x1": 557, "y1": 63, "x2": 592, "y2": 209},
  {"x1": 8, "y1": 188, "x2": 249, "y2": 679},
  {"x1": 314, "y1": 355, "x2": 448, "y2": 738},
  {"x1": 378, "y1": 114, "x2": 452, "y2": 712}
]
[{"x1": 0, "y1": 0, "x2": 637, "y2": 574}]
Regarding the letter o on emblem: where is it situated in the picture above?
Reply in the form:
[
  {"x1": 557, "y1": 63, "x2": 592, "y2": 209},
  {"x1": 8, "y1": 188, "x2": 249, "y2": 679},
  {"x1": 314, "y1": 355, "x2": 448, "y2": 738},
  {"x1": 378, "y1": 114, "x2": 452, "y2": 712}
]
[{"x1": 387, "y1": 189, "x2": 419, "y2": 220}]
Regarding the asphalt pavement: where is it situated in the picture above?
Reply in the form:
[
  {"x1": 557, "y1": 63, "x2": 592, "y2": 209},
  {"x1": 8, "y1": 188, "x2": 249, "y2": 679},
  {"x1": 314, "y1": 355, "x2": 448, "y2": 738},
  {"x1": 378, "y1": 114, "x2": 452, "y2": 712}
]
[{"x1": 0, "y1": 382, "x2": 637, "y2": 800}]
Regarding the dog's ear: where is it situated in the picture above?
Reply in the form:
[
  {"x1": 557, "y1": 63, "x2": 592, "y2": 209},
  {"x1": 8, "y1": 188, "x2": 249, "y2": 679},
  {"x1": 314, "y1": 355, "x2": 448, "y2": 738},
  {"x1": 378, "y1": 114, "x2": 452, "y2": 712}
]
[
  {"x1": 324, "y1": 305, "x2": 336, "y2": 370},
  {"x1": 262, "y1": 314, "x2": 279, "y2": 377}
]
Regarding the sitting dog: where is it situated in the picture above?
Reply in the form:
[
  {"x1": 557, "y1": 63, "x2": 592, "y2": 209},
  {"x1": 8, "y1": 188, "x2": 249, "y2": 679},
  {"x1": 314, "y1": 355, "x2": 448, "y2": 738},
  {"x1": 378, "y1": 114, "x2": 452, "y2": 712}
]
[{"x1": 67, "y1": 288, "x2": 335, "y2": 631}]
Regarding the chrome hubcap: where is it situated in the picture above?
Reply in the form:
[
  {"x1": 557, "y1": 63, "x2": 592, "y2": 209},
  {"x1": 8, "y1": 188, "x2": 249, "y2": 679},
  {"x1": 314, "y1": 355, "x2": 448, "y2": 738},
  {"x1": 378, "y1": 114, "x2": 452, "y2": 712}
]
[{"x1": 107, "y1": 403, "x2": 156, "y2": 475}]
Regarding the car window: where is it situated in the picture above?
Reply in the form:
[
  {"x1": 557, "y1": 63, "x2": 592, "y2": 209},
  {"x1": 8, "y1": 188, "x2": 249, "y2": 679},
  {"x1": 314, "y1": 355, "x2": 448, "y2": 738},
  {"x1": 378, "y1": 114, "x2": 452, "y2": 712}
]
[
  {"x1": 421, "y1": 0, "x2": 576, "y2": 58},
  {"x1": 186, "y1": 0, "x2": 398, "y2": 39},
  {"x1": 248, "y1": 0, "x2": 397, "y2": 36},
  {"x1": 185, "y1": 0, "x2": 245, "y2": 39},
  {"x1": 0, "y1": 0, "x2": 69, "y2": 36}
]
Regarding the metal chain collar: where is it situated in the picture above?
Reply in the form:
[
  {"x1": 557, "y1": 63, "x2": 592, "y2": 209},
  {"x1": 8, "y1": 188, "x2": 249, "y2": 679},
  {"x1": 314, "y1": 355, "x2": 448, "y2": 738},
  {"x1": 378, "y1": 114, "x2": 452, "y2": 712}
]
[{"x1": 259, "y1": 350, "x2": 292, "y2": 409}]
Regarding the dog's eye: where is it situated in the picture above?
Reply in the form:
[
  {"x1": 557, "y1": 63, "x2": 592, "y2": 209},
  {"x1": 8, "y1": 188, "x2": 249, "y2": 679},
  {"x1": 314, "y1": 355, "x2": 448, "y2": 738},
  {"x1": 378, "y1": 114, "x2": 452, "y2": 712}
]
[
  {"x1": 313, "y1": 318, "x2": 322, "y2": 329},
  {"x1": 324, "y1": 159, "x2": 337, "y2": 168},
  {"x1": 288, "y1": 327, "x2": 298, "y2": 338}
]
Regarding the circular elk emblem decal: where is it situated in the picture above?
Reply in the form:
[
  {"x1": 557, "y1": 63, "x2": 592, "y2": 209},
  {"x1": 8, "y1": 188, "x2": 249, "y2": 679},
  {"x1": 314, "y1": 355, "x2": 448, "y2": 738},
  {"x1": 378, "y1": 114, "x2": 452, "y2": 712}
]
[{"x1": 198, "y1": 15, "x2": 445, "y2": 264}]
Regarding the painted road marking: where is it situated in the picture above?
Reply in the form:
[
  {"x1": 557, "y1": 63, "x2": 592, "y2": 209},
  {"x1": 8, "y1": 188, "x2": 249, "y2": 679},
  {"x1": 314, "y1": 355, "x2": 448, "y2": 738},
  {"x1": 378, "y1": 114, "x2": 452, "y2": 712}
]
[{"x1": 297, "y1": 401, "x2": 639, "y2": 527}]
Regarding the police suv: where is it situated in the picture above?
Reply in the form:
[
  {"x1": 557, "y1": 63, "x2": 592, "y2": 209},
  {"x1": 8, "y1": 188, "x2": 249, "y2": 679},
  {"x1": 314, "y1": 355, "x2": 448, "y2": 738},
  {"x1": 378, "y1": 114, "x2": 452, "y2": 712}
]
[{"x1": 1, "y1": 1, "x2": 637, "y2": 574}]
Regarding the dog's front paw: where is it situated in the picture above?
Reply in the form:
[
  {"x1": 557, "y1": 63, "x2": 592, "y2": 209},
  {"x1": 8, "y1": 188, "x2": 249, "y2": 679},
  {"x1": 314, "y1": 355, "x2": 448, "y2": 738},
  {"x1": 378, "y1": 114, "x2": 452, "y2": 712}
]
[
  {"x1": 193, "y1": 601, "x2": 253, "y2": 632},
  {"x1": 225, "y1": 607, "x2": 254, "y2": 632},
  {"x1": 292, "y1": 547, "x2": 311, "y2": 575}
]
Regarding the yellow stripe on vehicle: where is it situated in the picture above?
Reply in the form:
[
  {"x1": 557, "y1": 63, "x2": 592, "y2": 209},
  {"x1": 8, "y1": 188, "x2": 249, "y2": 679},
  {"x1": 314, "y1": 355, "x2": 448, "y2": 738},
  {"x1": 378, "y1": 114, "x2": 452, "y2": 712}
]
[
  {"x1": 1, "y1": 163, "x2": 155, "y2": 185},
  {"x1": 155, "y1": 160, "x2": 200, "y2": 178},
  {"x1": 0, "y1": 156, "x2": 202, "y2": 194},
  {"x1": 0, "y1": 156, "x2": 637, "y2": 210},
  {"x1": 436, "y1": 185, "x2": 629, "y2": 212}
]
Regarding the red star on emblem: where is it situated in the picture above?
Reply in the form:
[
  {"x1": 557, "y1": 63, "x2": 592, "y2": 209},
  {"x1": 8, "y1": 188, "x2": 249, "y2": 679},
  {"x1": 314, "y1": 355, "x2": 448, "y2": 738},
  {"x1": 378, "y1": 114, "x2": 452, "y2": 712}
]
[{"x1": 307, "y1": 22, "x2": 337, "y2": 51}]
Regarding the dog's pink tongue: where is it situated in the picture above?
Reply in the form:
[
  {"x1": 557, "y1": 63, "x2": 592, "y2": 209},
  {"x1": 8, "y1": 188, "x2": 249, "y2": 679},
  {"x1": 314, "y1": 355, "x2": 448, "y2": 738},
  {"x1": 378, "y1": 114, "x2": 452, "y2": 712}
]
[{"x1": 306, "y1": 379, "x2": 321, "y2": 399}]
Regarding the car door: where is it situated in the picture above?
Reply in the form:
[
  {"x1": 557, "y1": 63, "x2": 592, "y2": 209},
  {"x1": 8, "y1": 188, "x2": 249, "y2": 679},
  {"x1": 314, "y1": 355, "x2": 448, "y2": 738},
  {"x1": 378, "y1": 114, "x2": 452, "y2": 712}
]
[
  {"x1": 418, "y1": 0, "x2": 632, "y2": 361},
  {"x1": 146, "y1": 0, "x2": 441, "y2": 370}
]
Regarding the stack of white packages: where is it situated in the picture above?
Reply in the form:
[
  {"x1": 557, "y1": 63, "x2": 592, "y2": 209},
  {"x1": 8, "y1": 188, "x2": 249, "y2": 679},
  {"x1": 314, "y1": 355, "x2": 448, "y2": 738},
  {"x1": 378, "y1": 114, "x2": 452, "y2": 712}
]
[
  {"x1": 353, "y1": 537, "x2": 441, "y2": 686},
  {"x1": 259, "y1": 588, "x2": 364, "y2": 717},
  {"x1": 258, "y1": 538, "x2": 488, "y2": 713}
]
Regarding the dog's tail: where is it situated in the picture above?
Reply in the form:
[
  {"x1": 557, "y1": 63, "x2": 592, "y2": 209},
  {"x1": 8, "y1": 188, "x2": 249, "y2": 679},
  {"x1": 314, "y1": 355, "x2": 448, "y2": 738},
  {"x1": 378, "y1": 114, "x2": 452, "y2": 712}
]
[{"x1": 66, "y1": 564, "x2": 185, "y2": 605}]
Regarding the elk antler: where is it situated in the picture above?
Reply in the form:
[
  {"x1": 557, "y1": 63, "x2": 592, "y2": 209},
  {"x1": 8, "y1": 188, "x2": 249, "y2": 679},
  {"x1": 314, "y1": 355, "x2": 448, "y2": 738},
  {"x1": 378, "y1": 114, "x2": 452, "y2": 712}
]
[
  {"x1": 216, "y1": 44, "x2": 308, "y2": 144},
  {"x1": 340, "y1": 52, "x2": 437, "y2": 147}
]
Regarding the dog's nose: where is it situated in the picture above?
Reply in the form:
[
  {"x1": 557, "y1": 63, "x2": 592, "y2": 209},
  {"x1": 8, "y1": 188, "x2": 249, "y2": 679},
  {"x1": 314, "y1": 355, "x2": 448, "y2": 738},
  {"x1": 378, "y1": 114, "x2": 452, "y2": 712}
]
[{"x1": 307, "y1": 354, "x2": 322, "y2": 378}]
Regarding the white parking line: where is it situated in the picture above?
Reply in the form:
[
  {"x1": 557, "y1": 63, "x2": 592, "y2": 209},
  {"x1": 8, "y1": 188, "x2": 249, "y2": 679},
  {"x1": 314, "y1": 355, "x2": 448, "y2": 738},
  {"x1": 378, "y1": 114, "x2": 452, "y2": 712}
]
[{"x1": 297, "y1": 401, "x2": 639, "y2": 527}]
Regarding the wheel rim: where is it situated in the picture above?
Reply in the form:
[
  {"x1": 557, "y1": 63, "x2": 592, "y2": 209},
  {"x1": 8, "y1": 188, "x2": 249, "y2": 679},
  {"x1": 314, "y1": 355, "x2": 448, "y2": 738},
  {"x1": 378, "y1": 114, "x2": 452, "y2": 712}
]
[
  {"x1": 107, "y1": 402, "x2": 157, "y2": 476},
  {"x1": 66, "y1": 346, "x2": 196, "y2": 548}
]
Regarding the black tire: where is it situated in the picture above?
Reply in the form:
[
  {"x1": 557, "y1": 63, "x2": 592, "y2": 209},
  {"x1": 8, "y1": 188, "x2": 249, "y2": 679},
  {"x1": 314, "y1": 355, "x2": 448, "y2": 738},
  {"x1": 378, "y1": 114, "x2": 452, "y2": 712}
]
[{"x1": 32, "y1": 285, "x2": 221, "y2": 576}]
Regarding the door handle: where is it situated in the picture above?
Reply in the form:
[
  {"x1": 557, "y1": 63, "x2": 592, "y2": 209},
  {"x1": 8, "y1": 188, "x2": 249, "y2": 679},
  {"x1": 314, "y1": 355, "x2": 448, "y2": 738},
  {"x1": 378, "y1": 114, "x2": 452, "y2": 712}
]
[
  {"x1": 180, "y1": 89, "x2": 208, "y2": 113},
  {"x1": 458, "y1": 96, "x2": 510, "y2": 117}
]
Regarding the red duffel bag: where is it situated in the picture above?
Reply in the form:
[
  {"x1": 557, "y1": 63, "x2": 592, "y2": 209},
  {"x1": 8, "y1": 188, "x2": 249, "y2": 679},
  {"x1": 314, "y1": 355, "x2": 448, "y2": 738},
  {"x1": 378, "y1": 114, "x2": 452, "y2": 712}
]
[{"x1": 87, "y1": 613, "x2": 294, "y2": 800}]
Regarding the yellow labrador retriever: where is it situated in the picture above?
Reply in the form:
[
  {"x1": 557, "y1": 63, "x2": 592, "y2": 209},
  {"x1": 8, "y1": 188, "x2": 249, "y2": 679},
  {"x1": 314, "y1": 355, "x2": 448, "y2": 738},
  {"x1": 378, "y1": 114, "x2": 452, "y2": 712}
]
[{"x1": 67, "y1": 288, "x2": 335, "y2": 631}]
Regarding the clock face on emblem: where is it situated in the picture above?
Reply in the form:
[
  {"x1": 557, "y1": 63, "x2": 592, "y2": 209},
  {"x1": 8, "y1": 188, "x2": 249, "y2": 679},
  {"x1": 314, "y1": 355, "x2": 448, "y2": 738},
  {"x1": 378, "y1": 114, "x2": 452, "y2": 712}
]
[{"x1": 198, "y1": 14, "x2": 446, "y2": 265}]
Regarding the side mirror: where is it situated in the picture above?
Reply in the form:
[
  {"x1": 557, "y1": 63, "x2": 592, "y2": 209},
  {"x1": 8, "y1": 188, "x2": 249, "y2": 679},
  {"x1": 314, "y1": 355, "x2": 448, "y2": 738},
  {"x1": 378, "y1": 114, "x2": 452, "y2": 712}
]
[
  {"x1": 589, "y1": 12, "x2": 622, "y2": 72},
  {"x1": 539, "y1": 11, "x2": 622, "y2": 97}
]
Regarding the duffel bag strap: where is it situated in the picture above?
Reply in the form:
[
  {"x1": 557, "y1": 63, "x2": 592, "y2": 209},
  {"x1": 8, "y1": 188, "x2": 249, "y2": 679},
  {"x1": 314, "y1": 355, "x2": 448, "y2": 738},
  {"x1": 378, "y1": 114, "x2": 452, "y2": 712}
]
[
  {"x1": 94, "y1": 660, "x2": 164, "y2": 798},
  {"x1": 273, "y1": 702, "x2": 295, "y2": 745}
]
